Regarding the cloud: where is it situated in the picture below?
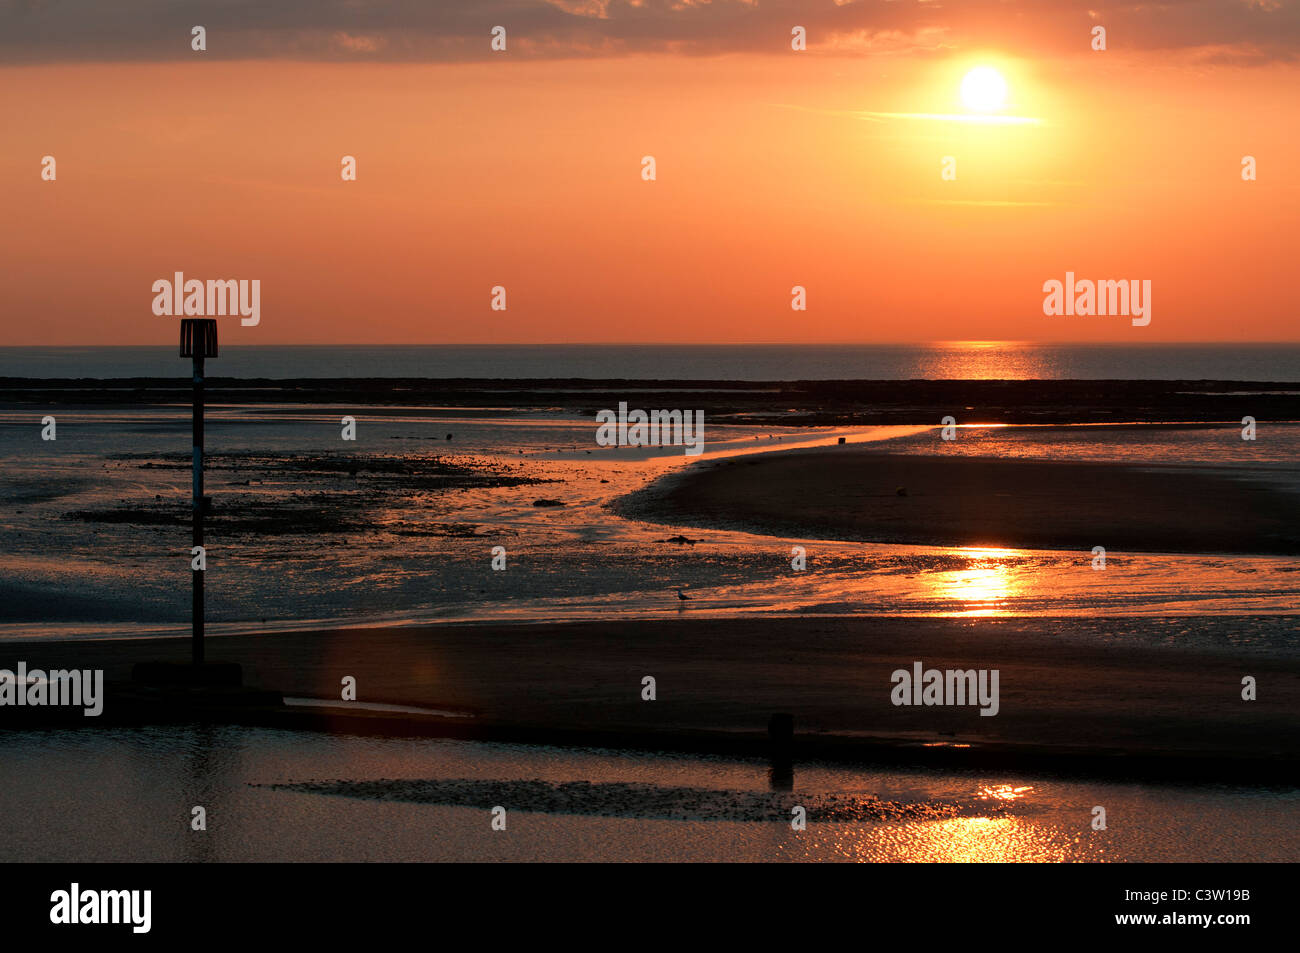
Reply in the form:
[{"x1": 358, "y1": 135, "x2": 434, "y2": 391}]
[
  {"x1": 1, "y1": 0, "x2": 1296, "y2": 64},
  {"x1": 330, "y1": 31, "x2": 386, "y2": 55}
]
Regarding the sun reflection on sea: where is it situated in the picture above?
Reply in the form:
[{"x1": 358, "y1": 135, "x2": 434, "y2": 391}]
[{"x1": 909, "y1": 341, "x2": 1054, "y2": 379}]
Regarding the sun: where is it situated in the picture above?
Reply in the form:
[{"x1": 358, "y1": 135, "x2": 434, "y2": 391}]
[{"x1": 960, "y1": 66, "x2": 1008, "y2": 111}]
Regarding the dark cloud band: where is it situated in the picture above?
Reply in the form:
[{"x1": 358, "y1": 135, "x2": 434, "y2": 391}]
[{"x1": 1, "y1": 0, "x2": 1296, "y2": 64}]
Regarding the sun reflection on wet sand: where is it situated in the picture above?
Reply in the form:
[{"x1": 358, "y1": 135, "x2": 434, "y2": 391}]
[
  {"x1": 886, "y1": 817, "x2": 1085, "y2": 863},
  {"x1": 791, "y1": 816, "x2": 1104, "y2": 863},
  {"x1": 978, "y1": 783, "x2": 1034, "y2": 801},
  {"x1": 925, "y1": 547, "x2": 1026, "y2": 616}
]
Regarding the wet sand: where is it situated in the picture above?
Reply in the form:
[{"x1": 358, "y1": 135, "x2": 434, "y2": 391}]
[
  {"x1": 4, "y1": 617, "x2": 1297, "y2": 781},
  {"x1": 619, "y1": 447, "x2": 1300, "y2": 555},
  {"x1": 4, "y1": 377, "x2": 1298, "y2": 425},
  {"x1": 7, "y1": 724, "x2": 1293, "y2": 862}
]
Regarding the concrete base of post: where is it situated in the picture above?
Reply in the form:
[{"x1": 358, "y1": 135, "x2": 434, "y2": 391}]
[
  {"x1": 133, "y1": 661, "x2": 243, "y2": 687},
  {"x1": 124, "y1": 661, "x2": 282, "y2": 713}
]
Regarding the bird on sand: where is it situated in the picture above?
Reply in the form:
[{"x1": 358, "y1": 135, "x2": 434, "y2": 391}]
[{"x1": 676, "y1": 588, "x2": 692, "y2": 601}]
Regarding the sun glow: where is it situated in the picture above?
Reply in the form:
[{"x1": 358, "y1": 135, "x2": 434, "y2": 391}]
[{"x1": 960, "y1": 66, "x2": 1008, "y2": 111}]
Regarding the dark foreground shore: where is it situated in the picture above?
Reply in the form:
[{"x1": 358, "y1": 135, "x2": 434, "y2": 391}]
[
  {"x1": 3, "y1": 617, "x2": 1296, "y2": 783},
  {"x1": 618, "y1": 447, "x2": 1300, "y2": 555}
]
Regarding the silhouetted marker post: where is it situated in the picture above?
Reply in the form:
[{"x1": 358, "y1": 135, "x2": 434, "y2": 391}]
[
  {"x1": 131, "y1": 319, "x2": 258, "y2": 695},
  {"x1": 180, "y1": 318, "x2": 218, "y2": 667}
]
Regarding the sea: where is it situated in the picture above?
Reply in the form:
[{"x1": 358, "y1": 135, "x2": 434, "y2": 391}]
[{"x1": 3, "y1": 342, "x2": 1300, "y2": 381}]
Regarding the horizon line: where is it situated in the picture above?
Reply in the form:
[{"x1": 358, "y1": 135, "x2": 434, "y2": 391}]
[{"x1": 4, "y1": 341, "x2": 1300, "y2": 349}]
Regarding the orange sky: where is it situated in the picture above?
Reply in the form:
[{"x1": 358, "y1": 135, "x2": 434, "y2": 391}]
[{"x1": 2, "y1": 39, "x2": 1297, "y2": 345}]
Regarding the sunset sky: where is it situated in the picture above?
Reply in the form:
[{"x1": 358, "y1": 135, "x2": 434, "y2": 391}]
[{"x1": 1, "y1": 1, "x2": 1297, "y2": 346}]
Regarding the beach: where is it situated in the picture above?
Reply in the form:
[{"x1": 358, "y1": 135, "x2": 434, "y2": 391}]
[
  {"x1": 5, "y1": 616, "x2": 1297, "y2": 781},
  {"x1": 3, "y1": 398, "x2": 1299, "y2": 636},
  {"x1": 6, "y1": 723, "x2": 1295, "y2": 862},
  {"x1": 3, "y1": 373, "x2": 1298, "y2": 426},
  {"x1": 2, "y1": 362, "x2": 1298, "y2": 863},
  {"x1": 617, "y1": 446, "x2": 1300, "y2": 555}
]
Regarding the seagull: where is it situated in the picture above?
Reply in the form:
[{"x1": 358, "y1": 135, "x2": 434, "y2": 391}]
[{"x1": 676, "y1": 588, "x2": 692, "y2": 601}]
